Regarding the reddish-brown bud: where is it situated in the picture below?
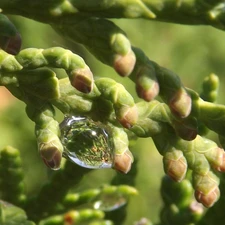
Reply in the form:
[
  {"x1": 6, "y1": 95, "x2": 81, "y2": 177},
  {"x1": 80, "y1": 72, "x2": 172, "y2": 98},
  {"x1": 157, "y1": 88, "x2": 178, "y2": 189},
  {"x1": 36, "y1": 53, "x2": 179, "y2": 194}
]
[
  {"x1": 135, "y1": 66, "x2": 159, "y2": 101},
  {"x1": 0, "y1": 33, "x2": 22, "y2": 55},
  {"x1": 118, "y1": 105, "x2": 138, "y2": 129},
  {"x1": 173, "y1": 118, "x2": 198, "y2": 141},
  {"x1": 169, "y1": 88, "x2": 192, "y2": 118},
  {"x1": 209, "y1": 147, "x2": 225, "y2": 172},
  {"x1": 136, "y1": 80, "x2": 159, "y2": 102},
  {"x1": 70, "y1": 67, "x2": 94, "y2": 93},
  {"x1": 113, "y1": 149, "x2": 133, "y2": 174},
  {"x1": 195, "y1": 186, "x2": 220, "y2": 208},
  {"x1": 39, "y1": 144, "x2": 62, "y2": 170},
  {"x1": 217, "y1": 152, "x2": 225, "y2": 172},
  {"x1": 113, "y1": 50, "x2": 136, "y2": 77},
  {"x1": 64, "y1": 211, "x2": 76, "y2": 225},
  {"x1": 163, "y1": 150, "x2": 187, "y2": 182}
]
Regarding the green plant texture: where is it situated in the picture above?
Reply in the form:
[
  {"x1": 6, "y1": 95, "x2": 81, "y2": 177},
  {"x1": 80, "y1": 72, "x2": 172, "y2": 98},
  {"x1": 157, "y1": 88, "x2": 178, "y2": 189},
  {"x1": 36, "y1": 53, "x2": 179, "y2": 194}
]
[{"x1": 1, "y1": 1, "x2": 225, "y2": 225}]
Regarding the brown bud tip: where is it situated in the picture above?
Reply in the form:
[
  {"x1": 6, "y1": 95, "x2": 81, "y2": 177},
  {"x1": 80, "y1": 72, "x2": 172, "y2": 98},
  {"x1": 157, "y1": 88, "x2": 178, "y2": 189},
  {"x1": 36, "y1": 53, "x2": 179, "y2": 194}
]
[
  {"x1": 113, "y1": 149, "x2": 133, "y2": 173},
  {"x1": 0, "y1": 32, "x2": 22, "y2": 55},
  {"x1": 114, "y1": 50, "x2": 136, "y2": 77},
  {"x1": 173, "y1": 119, "x2": 198, "y2": 141},
  {"x1": 64, "y1": 211, "x2": 75, "y2": 224},
  {"x1": 70, "y1": 67, "x2": 94, "y2": 93},
  {"x1": 195, "y1": 186, "x2": 220, "y2": 207},
  {"x1": 163, "y1": 153, "x2": 187, "y2": 182},
  {"x1": 136, "y1": 81, "x2": 159, "y2": 102},
  {"x1": 118, "y1": 105, "x2": 138, "y2": 129},
  {"x1": 169, "y1": 88, "x2": 192, "y2": 118},
  {"x1": 212, "y1": 148, "x2": 225, "y2": 172},
  {"x1": 40, "y1": 144, "x2": 62, "y2": 170}
]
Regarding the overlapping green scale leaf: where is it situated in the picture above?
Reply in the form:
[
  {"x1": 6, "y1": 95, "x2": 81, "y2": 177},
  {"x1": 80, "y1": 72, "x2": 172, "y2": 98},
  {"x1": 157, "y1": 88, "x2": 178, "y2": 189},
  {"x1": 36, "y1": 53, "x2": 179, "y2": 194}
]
[
  {"x1": 0, "y1": 200, "x2": 35, "y2": 225},
  {"x1": 0, "y1": 146, "x2": 26, "y2": 206}
]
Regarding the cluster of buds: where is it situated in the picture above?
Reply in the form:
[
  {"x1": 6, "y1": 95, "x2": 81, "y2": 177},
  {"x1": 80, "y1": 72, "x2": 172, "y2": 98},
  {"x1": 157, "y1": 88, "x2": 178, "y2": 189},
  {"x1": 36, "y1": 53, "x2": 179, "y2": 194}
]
[
  {"x1": 0, "y1": 149, "x2": 137, "y2": 224},
  {"x1": 154, "y1": 131, "x2": 224, "y2": 207},
  {"x1": 1, "y1": 44, "x2": 225, "y2": 209},
  {"x1": 1, "y1": 8, "x2": 225, "y2": 222},
  {"x1": 160, "y1": 176, "x2": 204, "y2": 225},
  {"x1": 2, "y1": 42, "x2": 225, "y2": 210},
  {"x1": 54, "y1": 17, "x2": 136, "y2": 78}
]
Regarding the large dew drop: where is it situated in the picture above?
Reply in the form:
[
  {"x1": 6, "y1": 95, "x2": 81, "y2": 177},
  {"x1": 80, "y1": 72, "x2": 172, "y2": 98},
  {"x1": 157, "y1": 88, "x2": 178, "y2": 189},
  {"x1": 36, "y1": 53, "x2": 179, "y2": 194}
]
[{"x1": 60, "y1": 115, "x2": 114, "y2": 169}]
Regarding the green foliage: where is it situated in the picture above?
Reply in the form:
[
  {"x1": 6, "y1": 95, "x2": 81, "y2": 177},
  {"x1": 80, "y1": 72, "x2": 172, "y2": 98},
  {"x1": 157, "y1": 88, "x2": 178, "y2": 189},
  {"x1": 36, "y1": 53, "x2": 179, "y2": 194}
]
[
  {"x1": 1, "y1": 1, "x2": 225, "y2": 225},
  {"x1": 0, "y1": 200, "x2": 34, "y2": 225}
]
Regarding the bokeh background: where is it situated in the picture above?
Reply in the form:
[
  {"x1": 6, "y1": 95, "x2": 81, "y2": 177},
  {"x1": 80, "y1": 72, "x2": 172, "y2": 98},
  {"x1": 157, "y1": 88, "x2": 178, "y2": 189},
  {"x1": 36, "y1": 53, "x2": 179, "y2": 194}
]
[{"x1": 1, "y1": 16, "x2": 225, "y2": 224}]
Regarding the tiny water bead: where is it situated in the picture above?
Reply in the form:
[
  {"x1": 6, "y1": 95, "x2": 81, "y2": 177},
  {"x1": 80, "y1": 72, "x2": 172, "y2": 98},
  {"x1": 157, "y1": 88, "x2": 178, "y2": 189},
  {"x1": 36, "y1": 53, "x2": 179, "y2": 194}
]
[{"x1": 60, "y1": 115, "x2": 114, "y2": 169}]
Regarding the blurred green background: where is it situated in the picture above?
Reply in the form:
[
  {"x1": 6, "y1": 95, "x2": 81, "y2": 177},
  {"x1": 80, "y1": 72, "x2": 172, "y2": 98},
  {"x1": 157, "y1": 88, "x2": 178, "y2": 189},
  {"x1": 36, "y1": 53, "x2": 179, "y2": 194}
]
[{"x1": 1, "y1": 16, "x2": 225, "y2": 224}]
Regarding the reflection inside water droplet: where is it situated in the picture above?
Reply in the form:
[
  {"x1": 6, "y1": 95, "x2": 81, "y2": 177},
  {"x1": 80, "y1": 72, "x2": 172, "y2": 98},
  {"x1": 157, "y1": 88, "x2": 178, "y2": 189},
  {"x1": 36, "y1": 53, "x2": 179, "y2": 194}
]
[
  {"x1": 60, "y1": 115, "x2": 114, "y2": 169},
  {"x1": 93, "y1": 192, "x2": 127, "y2": 211}
]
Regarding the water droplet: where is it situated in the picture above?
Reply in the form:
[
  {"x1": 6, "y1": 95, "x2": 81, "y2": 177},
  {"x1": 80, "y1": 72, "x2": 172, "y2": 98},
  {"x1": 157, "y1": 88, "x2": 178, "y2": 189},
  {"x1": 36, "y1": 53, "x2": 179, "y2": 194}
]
[
  {"x1": 60, "y1": 115, "x2": 114, "y2": 169},
  {"x1": 93, "y1": 192, "x2": 127, "y2": 211}
]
